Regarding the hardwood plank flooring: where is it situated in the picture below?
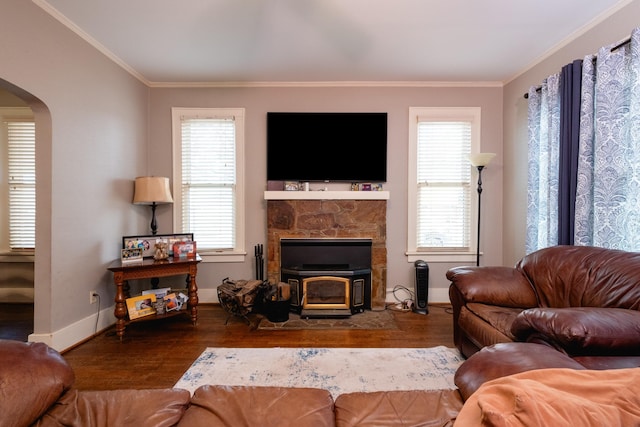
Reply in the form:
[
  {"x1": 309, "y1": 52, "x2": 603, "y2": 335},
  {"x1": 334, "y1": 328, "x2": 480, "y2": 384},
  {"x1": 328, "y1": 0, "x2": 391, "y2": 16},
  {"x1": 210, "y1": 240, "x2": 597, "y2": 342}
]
[
  {"x1": 61, "y1": 303, "x2": 455, "y2": 391},
  {"x1": 0, "y1": 303, "x2": 33, "y2": 341}
]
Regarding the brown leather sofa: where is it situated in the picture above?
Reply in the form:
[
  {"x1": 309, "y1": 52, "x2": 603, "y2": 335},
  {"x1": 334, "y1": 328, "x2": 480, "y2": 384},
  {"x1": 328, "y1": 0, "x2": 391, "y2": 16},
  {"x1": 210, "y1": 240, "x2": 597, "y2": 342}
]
[
  {"x1": 447, "y1": 245, "x2": 640, "y2": 362},
  {"x1": 6, "y1": 336, "x2": 639, "y2": 426},
  {"x1": 1, "y1": 339, "x2": 464, "y2": 427}
]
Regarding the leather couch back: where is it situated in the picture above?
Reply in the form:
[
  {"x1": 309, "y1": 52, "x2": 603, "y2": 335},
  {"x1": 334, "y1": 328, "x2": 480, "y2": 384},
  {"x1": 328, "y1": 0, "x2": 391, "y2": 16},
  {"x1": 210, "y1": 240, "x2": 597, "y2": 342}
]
[{"x1": 517, "y1": 245, "x2": 640, "y2": 309}]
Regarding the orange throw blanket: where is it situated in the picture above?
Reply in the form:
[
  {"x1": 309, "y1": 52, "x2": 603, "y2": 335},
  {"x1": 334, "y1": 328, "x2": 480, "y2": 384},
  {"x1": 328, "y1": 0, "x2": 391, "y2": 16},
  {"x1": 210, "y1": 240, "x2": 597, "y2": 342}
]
[{"x1": 455, "y1": 367, "x2": 640, "y2": 426}]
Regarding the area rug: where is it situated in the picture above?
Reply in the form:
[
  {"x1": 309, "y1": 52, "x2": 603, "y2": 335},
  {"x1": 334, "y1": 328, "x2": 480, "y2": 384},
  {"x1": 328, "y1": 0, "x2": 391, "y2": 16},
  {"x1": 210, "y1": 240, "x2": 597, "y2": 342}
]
[
  {"x1": 257, "y1": 309, "x2": 398, "y2": 330},
  {"x1": 174, "y1": 346, "x2": 464, "y2": 398}
]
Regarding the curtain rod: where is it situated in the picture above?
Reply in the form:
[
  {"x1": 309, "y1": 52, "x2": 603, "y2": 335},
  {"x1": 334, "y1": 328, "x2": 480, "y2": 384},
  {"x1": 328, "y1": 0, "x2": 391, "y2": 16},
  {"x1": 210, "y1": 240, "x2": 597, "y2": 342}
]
[{"x1": 523, "y1": 36, "x2": 632, "y2": 99}]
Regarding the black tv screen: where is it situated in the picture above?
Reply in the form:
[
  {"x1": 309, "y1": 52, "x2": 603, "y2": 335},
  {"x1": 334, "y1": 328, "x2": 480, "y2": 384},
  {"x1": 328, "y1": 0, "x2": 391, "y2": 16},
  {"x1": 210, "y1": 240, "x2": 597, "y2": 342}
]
[{"x1": 267, "y1": 112, "x2": 387, "y2": 182}]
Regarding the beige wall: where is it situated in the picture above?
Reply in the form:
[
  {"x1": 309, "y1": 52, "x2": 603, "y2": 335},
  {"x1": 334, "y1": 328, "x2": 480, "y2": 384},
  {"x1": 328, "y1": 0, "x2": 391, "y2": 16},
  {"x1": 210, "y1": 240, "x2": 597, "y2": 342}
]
[
  {"x1": 1, "y1": 0, "x2": 149, "y2": 350},
  {"x1": 502, "y1": 0, "x2": 640, "y2": 267},
  {"x1": 149, "y1": 85, "x2": 503, "y2": 302}
]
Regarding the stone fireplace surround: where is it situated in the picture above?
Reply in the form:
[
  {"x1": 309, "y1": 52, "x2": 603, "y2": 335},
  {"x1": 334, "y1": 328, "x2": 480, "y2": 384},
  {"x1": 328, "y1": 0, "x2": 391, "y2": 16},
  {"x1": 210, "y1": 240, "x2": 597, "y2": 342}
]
[{"x1": 266, "y1": 195, "x2": 387, "y2": 310}]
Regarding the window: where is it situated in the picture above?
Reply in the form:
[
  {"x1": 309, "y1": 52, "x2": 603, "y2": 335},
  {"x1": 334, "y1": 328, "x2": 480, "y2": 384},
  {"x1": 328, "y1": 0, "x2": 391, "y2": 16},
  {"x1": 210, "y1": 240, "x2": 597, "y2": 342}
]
[
  {"x1": 1, "y1": 108, "x2": 35, "y2": 252},
  {"x1": 407, "y1": 107, "x2": 479, "y2": 262},
  {"x1": 172, "y1": 108, "x2": 245, "y2": 262}
]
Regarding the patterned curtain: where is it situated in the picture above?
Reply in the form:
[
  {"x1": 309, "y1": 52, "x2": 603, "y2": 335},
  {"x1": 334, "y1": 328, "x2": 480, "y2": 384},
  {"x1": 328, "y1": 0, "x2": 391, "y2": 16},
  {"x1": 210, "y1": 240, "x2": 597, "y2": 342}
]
[
  {"x1": 526, "y1": 74, "x2": 561, "y2": 254},
  {"x1": 574, "y1": 28, "x2": 640, "y2": 249}
]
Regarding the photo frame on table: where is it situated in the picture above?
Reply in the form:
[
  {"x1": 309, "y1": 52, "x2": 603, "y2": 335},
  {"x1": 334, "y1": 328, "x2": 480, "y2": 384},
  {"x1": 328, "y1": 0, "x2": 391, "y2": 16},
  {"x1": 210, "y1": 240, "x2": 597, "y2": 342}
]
[
  {"x1": 122, "y1": 233, "x2": 194, "y2": 258},
  {"x1": 121, "y1": 247, "x2": 143, "y2": 264},
  {"x1": 126, "y1": 294, "x2": 157, "y2": 320}
]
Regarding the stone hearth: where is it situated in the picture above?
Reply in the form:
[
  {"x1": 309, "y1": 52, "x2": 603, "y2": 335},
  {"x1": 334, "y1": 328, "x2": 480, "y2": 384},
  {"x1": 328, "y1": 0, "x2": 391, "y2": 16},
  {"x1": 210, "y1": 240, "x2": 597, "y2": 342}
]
[{"x1": 266, "y1": 199, "x2": 387, "y2": 310}]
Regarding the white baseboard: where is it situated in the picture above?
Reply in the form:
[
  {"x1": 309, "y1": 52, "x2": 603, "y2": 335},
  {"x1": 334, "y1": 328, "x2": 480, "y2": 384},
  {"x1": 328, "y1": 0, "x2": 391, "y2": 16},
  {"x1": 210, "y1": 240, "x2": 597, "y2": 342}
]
[
  {"x1": 29, "y1": 306, "x2": 116, "y2": 353},
  {"x1": 427, "y1": 287, "x2": 450, "y2": 304}
]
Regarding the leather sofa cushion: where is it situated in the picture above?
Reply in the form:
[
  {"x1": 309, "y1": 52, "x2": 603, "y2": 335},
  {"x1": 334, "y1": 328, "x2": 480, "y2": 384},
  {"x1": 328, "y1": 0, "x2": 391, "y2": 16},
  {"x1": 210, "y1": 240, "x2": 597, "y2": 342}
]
[
  {"x1": 334, "y1": 389, "x2": 463, "y2": 427},
  {"x1": 464, "y1": 303, "x2": 522, "y2": 341},
  {"x1": 35, "y1": 388, "x2": 191, "y2": 427},
  {"x1": 454, "y1": 342, "x2": 585, "y2": 401},
  {"x1": 177, "y1": 385, "x2": 336, "y2": 427},
  {"x1": 0, "y1": 340, "x2": 75, "y2": 427},
  {"x1": 455, "y1": 367, "x2": 640, "y2": 426},
  {"x1": 511, "y1": 307, "x2": 640, "y2": 356}
]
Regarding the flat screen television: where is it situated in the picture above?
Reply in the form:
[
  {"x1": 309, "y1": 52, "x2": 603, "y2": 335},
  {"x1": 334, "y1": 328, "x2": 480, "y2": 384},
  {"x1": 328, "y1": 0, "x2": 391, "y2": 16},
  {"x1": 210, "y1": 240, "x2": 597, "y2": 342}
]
[{"x1": 267, "y1": 112, "x2": 387, "y2": 182}]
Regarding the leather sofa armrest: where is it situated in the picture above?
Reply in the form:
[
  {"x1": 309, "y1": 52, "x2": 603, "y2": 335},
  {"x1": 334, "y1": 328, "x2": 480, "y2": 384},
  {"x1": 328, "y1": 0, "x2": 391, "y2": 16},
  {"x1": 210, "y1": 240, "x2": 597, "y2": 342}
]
[
  {"x1": 0, "y1": 340, "x2": 75, "y2": 427},
  {"x1": 446, "y1": 266, "x2": 538, "y2": 308},
  {"x1": 511, "y1": 307, "x2": 640, "y2": 356}
]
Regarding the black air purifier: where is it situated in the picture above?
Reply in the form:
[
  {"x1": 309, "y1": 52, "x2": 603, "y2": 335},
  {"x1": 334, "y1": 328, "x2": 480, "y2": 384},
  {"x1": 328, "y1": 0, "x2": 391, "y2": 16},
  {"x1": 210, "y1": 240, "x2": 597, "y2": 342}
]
[{"x1": 414, "y1": 260, "x2": 429, "y2": 314}]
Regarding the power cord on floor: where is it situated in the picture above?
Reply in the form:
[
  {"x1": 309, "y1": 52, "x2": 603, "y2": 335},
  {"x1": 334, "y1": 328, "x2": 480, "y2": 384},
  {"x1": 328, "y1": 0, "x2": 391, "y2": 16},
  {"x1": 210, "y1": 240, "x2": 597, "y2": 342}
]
[
  {"x1": 387, "y1": 285, "x2": 415, "y2": 312},
  {"x1": 93, "y1": 293, "x2": 100, "y2": 334}
]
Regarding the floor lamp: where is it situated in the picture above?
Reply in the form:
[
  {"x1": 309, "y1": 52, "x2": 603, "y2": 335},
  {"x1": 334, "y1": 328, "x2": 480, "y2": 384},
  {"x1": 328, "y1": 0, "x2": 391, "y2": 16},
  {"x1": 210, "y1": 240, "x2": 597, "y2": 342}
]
[
  {"x1": 133, "y1": 176, "x2": 174, "y2": 235},
  {"x1": 468, "y1": 153, "x2": 495, "y2": 266}
]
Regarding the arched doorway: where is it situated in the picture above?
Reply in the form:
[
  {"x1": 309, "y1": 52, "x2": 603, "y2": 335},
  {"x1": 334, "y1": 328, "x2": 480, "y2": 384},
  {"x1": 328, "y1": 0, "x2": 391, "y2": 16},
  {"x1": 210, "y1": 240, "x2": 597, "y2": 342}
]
[{"x1": 0, "y1": 79, "x2": 52, "y2": 342}]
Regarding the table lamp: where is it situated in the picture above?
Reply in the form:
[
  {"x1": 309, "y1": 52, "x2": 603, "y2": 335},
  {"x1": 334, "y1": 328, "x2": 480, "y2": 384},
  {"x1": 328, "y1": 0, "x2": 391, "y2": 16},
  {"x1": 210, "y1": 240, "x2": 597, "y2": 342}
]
[{"x1": 133, "y1": 176, "x2": 174, "y2": 235}]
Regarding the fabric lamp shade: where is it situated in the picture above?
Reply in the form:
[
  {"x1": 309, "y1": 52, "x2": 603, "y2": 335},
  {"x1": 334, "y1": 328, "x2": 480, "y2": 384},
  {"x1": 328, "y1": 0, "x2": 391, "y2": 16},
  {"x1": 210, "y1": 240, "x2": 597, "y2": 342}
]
[
  {"x1": 468, "y1": 153, "x2": 496, "y2": 167},
  {"x1": 133, "y1": 176, "x2": 174, "y2": 205}
]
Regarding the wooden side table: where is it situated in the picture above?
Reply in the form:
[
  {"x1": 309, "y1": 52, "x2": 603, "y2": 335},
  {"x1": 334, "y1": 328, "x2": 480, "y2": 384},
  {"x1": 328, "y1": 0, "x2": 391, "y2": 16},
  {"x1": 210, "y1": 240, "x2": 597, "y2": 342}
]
[{"x1": 107, "y1": 255, "x2": 201, "y2": 340}]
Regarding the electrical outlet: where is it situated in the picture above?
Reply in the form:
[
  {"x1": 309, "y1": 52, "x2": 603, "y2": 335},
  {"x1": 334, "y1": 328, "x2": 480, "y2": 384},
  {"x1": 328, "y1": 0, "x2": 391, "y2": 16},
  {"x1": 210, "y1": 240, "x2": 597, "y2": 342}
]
[{"x1": 89, "y1": 291, "x2": 98, "y2": 304}]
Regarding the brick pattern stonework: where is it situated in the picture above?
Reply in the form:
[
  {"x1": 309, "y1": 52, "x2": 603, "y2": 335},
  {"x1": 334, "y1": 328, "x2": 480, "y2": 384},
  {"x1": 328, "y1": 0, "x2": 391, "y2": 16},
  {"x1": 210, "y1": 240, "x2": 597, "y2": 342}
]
[{"x1": 267, "y1": 199, "x2": 387, "y2": 310}]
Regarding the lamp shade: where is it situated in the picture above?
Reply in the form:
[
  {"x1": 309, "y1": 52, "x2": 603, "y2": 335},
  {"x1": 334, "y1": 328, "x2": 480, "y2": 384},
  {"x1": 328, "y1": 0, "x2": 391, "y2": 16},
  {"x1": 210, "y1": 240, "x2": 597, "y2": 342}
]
[
  {"x1": 133, "y1": 176, "x2": 174, "y2": 205},
  {"x1": 468, "y1": 153, "x2": 496, "y2": 167}
]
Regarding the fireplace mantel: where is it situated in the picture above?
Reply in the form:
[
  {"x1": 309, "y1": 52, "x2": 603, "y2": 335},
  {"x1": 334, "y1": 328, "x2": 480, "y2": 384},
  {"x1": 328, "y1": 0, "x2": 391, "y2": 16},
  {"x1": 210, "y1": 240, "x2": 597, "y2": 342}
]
[{"x1": 264, "y1": 191, "x2": 389, "y2": 200}]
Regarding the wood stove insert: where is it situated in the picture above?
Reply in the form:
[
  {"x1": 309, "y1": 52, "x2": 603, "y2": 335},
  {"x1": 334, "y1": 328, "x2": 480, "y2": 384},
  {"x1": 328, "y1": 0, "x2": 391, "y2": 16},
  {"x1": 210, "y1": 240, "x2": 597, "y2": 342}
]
[{"x1": 280, "y1": 238, "x2": 372, "y2": 318}]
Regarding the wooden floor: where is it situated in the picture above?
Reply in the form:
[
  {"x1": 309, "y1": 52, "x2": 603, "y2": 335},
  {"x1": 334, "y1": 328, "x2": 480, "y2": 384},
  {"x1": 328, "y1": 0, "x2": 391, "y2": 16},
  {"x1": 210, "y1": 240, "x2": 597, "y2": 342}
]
[
  {"x1": 4, "y1": 303, "x2": 455, "y2": 391},
  {"x1": 0, "y1": 303, "x2": 33, "y2": 342}
]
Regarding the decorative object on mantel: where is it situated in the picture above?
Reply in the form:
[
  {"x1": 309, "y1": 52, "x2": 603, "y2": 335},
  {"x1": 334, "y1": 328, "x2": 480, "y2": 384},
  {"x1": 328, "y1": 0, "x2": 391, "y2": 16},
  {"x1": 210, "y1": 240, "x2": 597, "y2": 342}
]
[
  {"x1": 132, "y1": 176, "x2": 174, "y2": 235},
  {"x1": 468, "y1": 153, "x2": 496, "y2": 266},
  {"x1": 263, "y1": 190, "x2": 390, "y2": 200},
  {"x1": 284, "y1": 181, "x2": 300, "y2": 191},
  {"x1": 351, "y1": 183, "x2": 384, "y2": 191}
]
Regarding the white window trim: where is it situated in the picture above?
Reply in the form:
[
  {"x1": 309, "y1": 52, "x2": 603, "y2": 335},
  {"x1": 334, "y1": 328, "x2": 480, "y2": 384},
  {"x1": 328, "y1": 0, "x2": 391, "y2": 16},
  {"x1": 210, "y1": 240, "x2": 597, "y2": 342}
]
[
  {"x1": 406, "y1": 107, "x2": 480, "y2": 264},
  {"x1": 171, "y1": 107, "x2": 246, "y2": 263}
]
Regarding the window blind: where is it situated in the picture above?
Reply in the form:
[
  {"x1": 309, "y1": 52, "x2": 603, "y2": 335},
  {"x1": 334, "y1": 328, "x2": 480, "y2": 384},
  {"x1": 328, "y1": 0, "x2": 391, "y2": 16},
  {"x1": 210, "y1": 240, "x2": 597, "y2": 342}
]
[
  {"x1": 180, "y1": 117, "x2": 236, "y2": 249},
  {"x1": 7, "y1": 121, "x2": 36, "y2": 250},
  {"x1": 416, "y1": 121, "x2": 471, "y2": 250}
]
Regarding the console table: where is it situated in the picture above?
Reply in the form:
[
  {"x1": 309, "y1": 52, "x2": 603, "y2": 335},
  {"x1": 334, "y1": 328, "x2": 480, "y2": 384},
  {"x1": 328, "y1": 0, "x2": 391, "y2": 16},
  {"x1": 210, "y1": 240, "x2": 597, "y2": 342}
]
[{"x1": 107, "y1": 255, "x2": 201, "y2": 340}]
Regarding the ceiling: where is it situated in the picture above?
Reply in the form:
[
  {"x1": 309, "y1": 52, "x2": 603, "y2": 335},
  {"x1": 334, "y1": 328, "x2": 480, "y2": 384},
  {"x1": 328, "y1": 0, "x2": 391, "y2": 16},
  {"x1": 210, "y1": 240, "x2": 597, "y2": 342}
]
[{"x1": 35, "y1": 0, "x2": 630, "y2": 85}]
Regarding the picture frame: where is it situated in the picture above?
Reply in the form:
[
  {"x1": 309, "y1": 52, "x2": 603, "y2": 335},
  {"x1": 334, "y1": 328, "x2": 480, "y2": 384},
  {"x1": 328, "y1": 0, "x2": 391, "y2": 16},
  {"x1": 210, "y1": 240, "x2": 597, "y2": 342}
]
[
  {"x1": 173, "y1": 240, "x2": 197, "y2": 259},
  {"x1": 126, "y1": 294, "x2": 157, "y2": 320},
  {"x1": 163, "y1": 293, "x2": 180, "y2": 312},
  {"x1": 142, "y1": 287, "x2": 171, "y2": 299},
  {"x1": 351, "y1": 183, "x2": 382, "y2": 191},
  {"x1": 121, "y1": 247, "x2": 143, "y2": 264},
  {"x1": 122, "y1": 233, "x2": 194, "y2": 258}
]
